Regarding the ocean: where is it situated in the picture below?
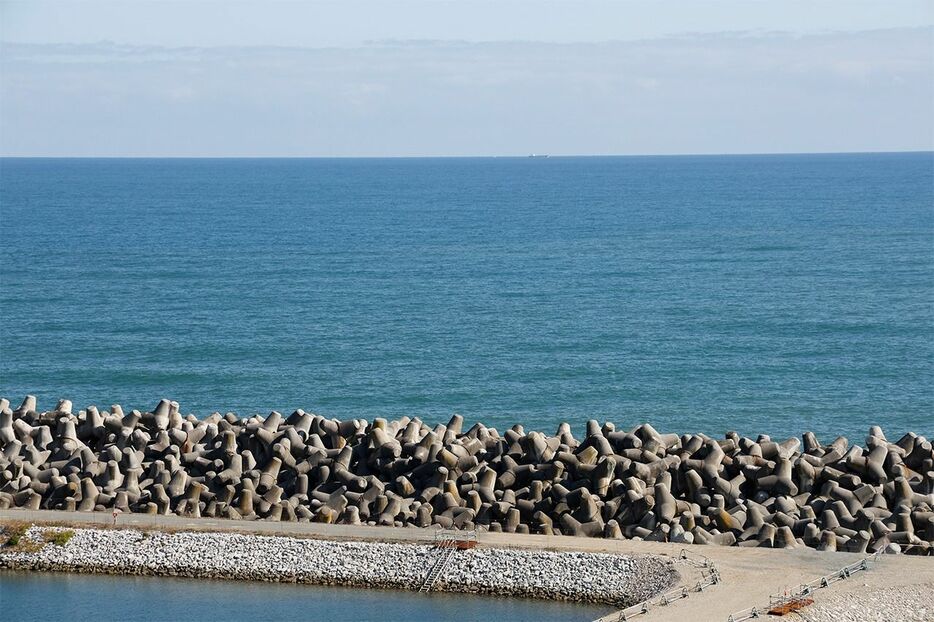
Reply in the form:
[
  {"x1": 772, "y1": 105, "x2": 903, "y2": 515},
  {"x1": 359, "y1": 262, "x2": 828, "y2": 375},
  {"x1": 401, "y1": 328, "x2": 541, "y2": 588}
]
[{"x1": 1, "y1": 153, "x2": 932, "y2": 441}]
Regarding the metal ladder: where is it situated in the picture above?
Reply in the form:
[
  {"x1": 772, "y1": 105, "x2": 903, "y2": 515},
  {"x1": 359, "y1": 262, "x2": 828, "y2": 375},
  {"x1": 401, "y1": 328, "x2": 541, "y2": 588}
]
[{"x1": 418, "y1": 540, "x2": 457, "y2": 593}]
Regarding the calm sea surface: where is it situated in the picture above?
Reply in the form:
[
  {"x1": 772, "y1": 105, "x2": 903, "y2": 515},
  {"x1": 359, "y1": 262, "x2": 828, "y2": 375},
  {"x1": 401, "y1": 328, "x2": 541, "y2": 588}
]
[
  {"x1": 0, "y1": 571, "x2": 609, "y2": 621},
  {"x1": 1, "y1": 154, "x2": 932, "y2": 440}
]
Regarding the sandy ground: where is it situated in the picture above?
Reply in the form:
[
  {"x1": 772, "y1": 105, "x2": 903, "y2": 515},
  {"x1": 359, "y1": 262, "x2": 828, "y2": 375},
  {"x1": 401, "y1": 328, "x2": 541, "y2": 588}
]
[
  {"x1": 796, "y1": 581, "x2": 934, "y2": 622},
  {"x1": 2, "y1": 508, "x2": 932, "y2": 621},
  {"x1": 630, "y1": 548, "x2": 933, "y2": 621}
]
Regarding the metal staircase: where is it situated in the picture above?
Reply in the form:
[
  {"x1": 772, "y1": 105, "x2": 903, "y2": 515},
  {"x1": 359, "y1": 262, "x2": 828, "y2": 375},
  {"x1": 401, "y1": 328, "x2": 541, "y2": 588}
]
[{"x1": 418, "y1": 540, "x2": 457, "y2": 592}]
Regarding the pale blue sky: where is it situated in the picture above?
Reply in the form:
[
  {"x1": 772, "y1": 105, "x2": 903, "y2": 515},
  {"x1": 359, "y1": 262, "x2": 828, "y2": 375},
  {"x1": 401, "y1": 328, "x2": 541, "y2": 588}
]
[
  {"x1": 3, "y1": 1, "x2": 932, "y2": 47},
  {"x1": 1, "y1": 1, "x2": 932, "y2": 156}
]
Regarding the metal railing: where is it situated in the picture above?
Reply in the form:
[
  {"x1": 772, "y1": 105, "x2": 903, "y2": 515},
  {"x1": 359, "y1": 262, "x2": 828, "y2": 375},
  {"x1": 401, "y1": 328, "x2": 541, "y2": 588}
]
[
  {"x1": 676, "y1": 548, "x2": 716, "y2": 569},
  {"x1": 417, "y1": 529, "x2": 478, "y2": 593},
  {"x1": 605, "y1": 549, "x2": 721, "y2": 621},
  {"x1": 419, "y1": 542, "x2": 458, "y2": 592},
  {"x1": 725, "y1": 550, "x2": 884, "y2": 621},
  {"x1": 433, "y1": 528, "x2": 478, "y2": 543}
]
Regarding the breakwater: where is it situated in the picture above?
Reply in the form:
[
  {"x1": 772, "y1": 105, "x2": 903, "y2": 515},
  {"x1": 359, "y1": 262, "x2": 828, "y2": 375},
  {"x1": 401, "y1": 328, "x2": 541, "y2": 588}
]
[
  {"x1": 0, "y1": 526, "x2": 673, "y2": 606},
  {"x1": 1, "y1": 396, "x2": 932, "y2": 554}
]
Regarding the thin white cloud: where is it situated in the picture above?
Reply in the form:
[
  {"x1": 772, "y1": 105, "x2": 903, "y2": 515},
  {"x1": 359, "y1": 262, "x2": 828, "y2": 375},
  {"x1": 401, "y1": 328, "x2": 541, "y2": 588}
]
[{"x1": 1, "y1": 28, "x2": 931, "y2": 156}]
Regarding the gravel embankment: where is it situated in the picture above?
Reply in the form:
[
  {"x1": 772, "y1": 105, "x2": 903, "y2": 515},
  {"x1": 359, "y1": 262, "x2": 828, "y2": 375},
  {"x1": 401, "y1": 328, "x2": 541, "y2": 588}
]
[
  {"x1": 0, "y1": 526, "x2": 676, "y2": 606},
  {"x1": 801, "y1": 583, "x2": 934, "y2": 622}
]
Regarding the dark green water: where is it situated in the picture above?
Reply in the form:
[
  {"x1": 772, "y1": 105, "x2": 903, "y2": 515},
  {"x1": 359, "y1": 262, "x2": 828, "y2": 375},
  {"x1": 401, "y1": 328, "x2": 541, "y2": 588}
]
[
  {"x1": 1, "y1": 153, "x2": 932, "y2": 439},
  {"x1": 0, "y1": 571, "x2": 610, "y2": 621}
]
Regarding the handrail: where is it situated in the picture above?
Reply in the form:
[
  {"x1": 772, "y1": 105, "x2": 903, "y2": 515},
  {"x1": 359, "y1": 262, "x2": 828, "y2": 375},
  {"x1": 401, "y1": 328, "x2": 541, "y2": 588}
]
[
  {"x1": 677, "y1": 548, "x2": 714, "y2": 569},
  {"x1": 433, "y1": 528, "x2": 478, "y2": 543},
  {"x1": 604, "y1": 550, "x2": 721, "y2": 621},
  {"x1": 418, "y1": 541, "x2": 458, "y2": 592},
  {"x1": 725, "y1": 550, "x2": 884, "y2": 622}
]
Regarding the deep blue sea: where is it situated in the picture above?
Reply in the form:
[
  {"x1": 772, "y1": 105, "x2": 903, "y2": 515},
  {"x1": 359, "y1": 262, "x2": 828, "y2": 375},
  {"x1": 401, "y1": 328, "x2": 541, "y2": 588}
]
[{"x1": 1, "y1": 154, "x2": 932, "y2": 441}]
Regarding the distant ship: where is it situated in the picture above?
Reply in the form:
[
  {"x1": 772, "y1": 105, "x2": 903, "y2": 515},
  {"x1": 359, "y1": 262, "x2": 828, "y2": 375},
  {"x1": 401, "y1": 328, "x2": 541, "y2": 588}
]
[{"x1": 527, "y1": 154, "x2": 549, "y2": 158}]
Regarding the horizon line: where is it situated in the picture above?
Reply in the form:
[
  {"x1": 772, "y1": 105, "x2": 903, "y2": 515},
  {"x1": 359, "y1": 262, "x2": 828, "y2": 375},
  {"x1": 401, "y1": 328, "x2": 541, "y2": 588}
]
[{"x1": 1, "y1": 149, "x2": 932, "y2": 160}]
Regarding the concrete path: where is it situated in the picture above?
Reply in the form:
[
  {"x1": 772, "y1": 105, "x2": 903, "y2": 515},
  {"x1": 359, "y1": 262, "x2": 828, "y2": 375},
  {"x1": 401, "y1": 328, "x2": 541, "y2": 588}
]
[{"x1": 3, "y1": 508, "x2": 932, "y2": 621}]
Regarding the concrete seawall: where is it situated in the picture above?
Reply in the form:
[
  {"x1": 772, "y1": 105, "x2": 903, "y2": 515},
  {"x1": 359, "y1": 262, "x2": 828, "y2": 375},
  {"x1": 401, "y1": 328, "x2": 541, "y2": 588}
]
[{"x1": 1, "y1": 396, "x2": 932, "y2": 554}]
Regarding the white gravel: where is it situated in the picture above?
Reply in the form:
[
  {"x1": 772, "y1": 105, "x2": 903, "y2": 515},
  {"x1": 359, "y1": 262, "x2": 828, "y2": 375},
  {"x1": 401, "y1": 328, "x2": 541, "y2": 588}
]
[
  {"x1": 800, "y1": 583, "x2": 934, "y2": 622},
  {"x1": 0, "y1": 526, "x2": 675, "y2": 606}
]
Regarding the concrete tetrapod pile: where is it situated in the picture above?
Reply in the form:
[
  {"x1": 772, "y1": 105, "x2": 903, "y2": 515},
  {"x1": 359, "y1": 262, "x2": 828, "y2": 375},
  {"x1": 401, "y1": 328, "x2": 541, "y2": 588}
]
[{"x1": 1, "y1": 396, "x2": 932, "y2": 554}]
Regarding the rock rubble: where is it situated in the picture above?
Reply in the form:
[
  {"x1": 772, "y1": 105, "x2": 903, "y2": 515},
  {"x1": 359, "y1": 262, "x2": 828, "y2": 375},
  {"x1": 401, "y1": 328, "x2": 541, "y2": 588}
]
[
  {"x1": 0, "y1": 526, "x2": 674, "y2": 605},
  {"x1": 802, "y1": 583, "x2": 934, "y2": 622},
  {"x1": 1, "y1": 396, "x2": 932, "y2": 554}
]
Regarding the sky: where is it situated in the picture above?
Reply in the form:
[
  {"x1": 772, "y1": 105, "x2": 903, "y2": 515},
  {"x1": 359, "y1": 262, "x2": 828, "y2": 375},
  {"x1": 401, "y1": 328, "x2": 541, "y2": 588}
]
[{"x1": 0, "y1": 0, "x2": 932, "y2": 156}]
